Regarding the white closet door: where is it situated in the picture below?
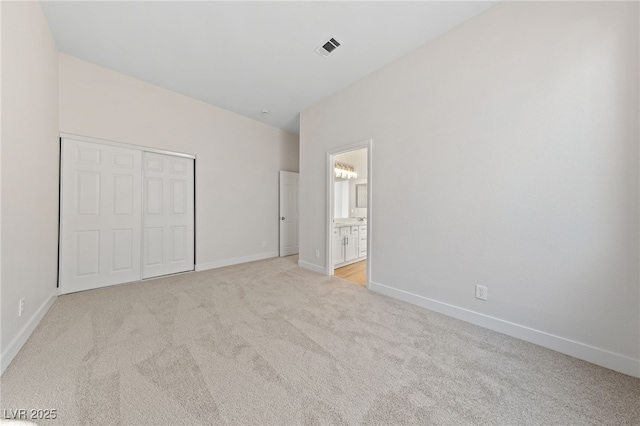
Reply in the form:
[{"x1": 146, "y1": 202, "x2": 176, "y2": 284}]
[
  {"x1": 142, "y1": 152, "x2": 194, "y2": 279},
  {"x1": 59, "y1": 139, "x2": 142, "y2": 294}
]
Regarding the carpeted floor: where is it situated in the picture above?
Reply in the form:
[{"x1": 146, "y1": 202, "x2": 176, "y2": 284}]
[{"x1": 1, "y1": 255, "x2": 639, "y2": 425}]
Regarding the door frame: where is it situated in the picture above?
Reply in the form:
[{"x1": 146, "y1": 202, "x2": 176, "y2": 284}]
[{"x1": 326, "y1": 139, "x2": 372, "y2": 288}]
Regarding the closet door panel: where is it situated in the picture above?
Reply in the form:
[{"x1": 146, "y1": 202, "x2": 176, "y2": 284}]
[
  {"x1": 113, "y1": 229, "x2": 134, "y2": 271},
  {"x1": 60, "y1": 139, "x2": 142, "y2": 294},
  {"x1": 142, "y1": 152, "x2": 194, "y2": 279},
  {"x1": 76, "y1": 230, "x2": 100, "y2": 276}
]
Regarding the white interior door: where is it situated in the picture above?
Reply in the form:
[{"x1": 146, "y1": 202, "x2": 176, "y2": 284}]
[
  {"x1": 59, "y1": 139, "x2": 142, "y2": 294},
  {"x1": 279, "y1": 171, "x2": 299, "y2": 256},
  {"x1": 142, "y1": 152, "x2": 194, "y2": 279}
]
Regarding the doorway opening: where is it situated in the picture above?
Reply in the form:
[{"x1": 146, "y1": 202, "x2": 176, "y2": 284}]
[{"x1": 327, "y1": 140, "x2": 372, "y2": 288}]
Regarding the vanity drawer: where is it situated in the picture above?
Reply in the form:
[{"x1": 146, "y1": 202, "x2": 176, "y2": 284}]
[
  {"x1": 351, "y1": 226, "x2": 359, "y2": 234},
  {"x1": 359, "y1": 247, "x2": 367, "y2": 257},
  {"x1": 339, "y1": 226, "x2": 350, "y2": 236}
]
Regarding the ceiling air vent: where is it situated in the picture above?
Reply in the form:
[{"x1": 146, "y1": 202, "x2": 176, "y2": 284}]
[{"x1": 315, "y1": 37, "x2": 341, "y2": 58}]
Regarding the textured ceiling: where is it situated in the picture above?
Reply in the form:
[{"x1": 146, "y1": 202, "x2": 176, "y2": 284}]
[{"x1": 41, "y1": 1, "x2": 498, "y2": 134}]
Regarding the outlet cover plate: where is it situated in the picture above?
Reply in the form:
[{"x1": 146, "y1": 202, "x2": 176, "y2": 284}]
[{"x1": 475, "y1": 285, "x2": 488, "y2": 301}]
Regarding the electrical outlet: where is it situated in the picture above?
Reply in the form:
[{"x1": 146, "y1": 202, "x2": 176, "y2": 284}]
[
  {"x1": 475, "y1": 285, "x2": 488, "y2": 301},
  {"x1": 18, "y1": 298, "x2": 25, "y2": 317},
  {"x1": 315, "y1": 249, "x2": 320, "y2": 258}
]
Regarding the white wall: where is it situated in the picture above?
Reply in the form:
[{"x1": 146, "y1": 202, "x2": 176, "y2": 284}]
[
  {"x1": 58, "y1": 54, "x2": 299, "y2": 270},
  {"x1": 1, "y1": 1, "x2": 60, "y2": 372},
  {"x1": 300, "y1": 1, "x2": 640, "y2": 377}
]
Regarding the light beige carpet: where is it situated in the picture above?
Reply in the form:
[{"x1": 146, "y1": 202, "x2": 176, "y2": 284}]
[{"x1": 1, "y1": 255, "x2": 639, "y2": 425}]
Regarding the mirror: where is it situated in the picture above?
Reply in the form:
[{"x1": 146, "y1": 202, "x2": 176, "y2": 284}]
[
  {"x1": 334, "y1": 180, "x2": 349, "y2": 219},
  {"x1": 356, "y1": 184, "x2": 367, "y2": 208}
]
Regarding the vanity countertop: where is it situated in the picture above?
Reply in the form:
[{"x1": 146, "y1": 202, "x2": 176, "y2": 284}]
[{"x1": 334, "y1": 220, "x2": 367, "y2": 227}]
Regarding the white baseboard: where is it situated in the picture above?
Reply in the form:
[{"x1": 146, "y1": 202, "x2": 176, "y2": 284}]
[
  {"x1": 1, "y1": 289, "x2": 58, "y2": 375},
  {"x1": 369, "y1": 280, "x2": 640, "y2": 379},
  {"x1": 298, "y1": 260, "x2": 327, "y2": 275},
  {"x1": 196, "y1": 251, "x2": 279, "y2": 272}
]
